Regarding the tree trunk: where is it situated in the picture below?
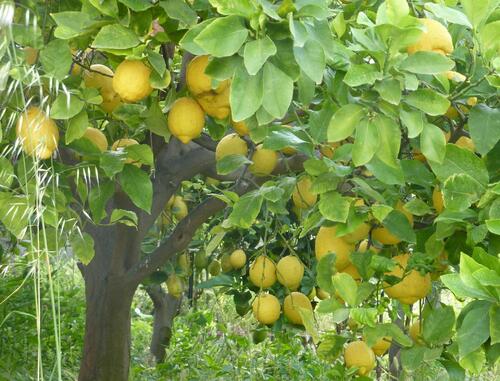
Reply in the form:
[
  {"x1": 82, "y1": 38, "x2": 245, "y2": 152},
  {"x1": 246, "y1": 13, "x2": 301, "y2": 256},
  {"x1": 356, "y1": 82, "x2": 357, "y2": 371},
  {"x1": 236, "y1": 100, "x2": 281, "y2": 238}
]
[{"x1": 78, "y1": 275, "x2": 136, "y2": 381}]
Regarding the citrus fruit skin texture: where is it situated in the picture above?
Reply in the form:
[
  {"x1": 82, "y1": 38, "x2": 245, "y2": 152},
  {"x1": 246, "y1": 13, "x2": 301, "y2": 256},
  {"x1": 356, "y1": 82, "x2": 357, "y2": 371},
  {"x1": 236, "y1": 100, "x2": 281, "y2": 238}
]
[
  {"x1": 215, "y1": 133, "x2": 248, "y2": 161},
  {"x1": 316, "y1": 288, "x2": 330, "y2": 300},
  {"x1": 283, "y1": 292, "x2": 313, "y2": 325},
  {"x1": 315, "y1": 226, "x2": 355, "y2": 270},
  {"x1": 232, "y1": 120, "x2": 249, "y2": 136},
  {"x1": 344, "y1": 341, "x2": 376, "y2": 376},
  {"x1": 340, "y1": 263, "x2": 361, "y2": 281},
  {"x1": 249, "y1": 256, "x2": 277, "y2": 288},
  {"x1": 208, "y1": 260, "x2": 221, "y2": 276},
  {"x1": 83, "y1": 127, "x2": 108, "y2": 152},
  {"x1": 83, "y1": 64, "x2": 122, "y2": 113},
  {"x1": 369, "y1": 337, "x2": 392, "y2": 356},
  {"x1": 172, "y1": 196, "x2": 188, "y2": 220},
  {"x1": 249, "y1": 145, "x2": 278, "y2": 176},
  {"x1": 433, "y1": 187, "x2": 444, "y2": 213},
  {"x1": 396, "y1": 200, "x2": 414, "y2": 227},
  {"x1": 186, "y1": 55, "x2": 228, "y2": 96},
  {"x1": 111, "y1": 138, "x2": 139, "y2": 165},
  {"x1": 168, "y1": 97, "x2": 206, "y2": 144},
  {"x1": 343, "y1": 222, "x2": 371, "y2": 244},
  {"x1": 384, "y1": 254, "x2": 431, "y2": 305},
  {"x1": 276, "y1": 256, "x2": 304, "y2": 290},
  {"x1": 358, "y1": 239, "x2": 380, "y2": 253},
  {"x1": 252, "y1": 293, "x2": 281, "y2": 325},
  {"x1": 16, "y1": 107, "x2": 59, "y2": 160},
  {"x1": 409, "y1": 321, "x2": 424, "y2": 345},
  {"x1": 455, "y1": 136, "x2": 475, "y2": 152},
  {"x1": 230, "y1": 249, "x2": 247, "y2": 269},
  {"x1": 196, "y1": 86, "x2": 230, "y2": 120},
  {"x1": 221, "y1": 254, "x2": 234, "y2": 272},
  {"x1": 166, "y1": 274, "x2": 183, "y2": 298},
  {"x1": 292, "y1": 177, "x2": 317, "y2": 209},
  {"x1": 372, "y1": 226, "x2": 401, "y2": 245},
  {"x1": 447, "y1": 70, "x2": 466, "y2": 82},
  {"x1": 112, "y1": 60, "x2": 153, "y2": 102},
  {"x1": 407, "y1": 18, "x2": 454, "y2": 55},
  {"x1": 177, "y1": 253, "x2": 191, "y2": 274}
]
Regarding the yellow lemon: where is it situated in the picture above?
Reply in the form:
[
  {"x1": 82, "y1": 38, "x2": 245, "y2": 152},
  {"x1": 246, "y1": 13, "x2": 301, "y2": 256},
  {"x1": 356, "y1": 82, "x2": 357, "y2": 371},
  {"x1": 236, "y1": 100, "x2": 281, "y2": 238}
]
[
  {"x1": 315, "y1": 226, "x2": 354, "y2": 270},
  {"x1": 166, "y1": 274, "x2": 184, "y2": 298},
  {"x1": 172, "y1": 196, "x2": 188, "y2": 220},
  {"x1": 252, "y1": 293, "x2": 281, "y2": 325},
  {"x1": 84, "y1": 64, "x2": 122, "y2": 113},
  {"x1": 215, "y1": 133, "x2": 248, "y2": 161},
  {"x1": 83, "y1": 127, "x2": 108, "y2": 152},
  {"x1": 292, "y1": 177, "x2": 317, "y2": 209},
  {"x1": 111, "y1": 138, "x2": 139, "y2": 165},
  {"x1": 168, "y1": 97, "x2": 206, "y2": 144},
  {"x1": 408, "y1": 18, "x2": 454, "y2": 55},
  {"x1": 358, "y1": 239, "x2": 380, "y2": 253},
  {"x1": 372, "y1": 227, "x2": 401, "y2": 245},
  {"x1": 221, "y1": 253, "x2": 234, "y2": 272},
  {"x1": 344, "y1": 341, "x2": 376, "y2": 376},
  {"x1": 369, "y1": 337, "x2": 392, "y2": 356},
  {"x1": 249, "y1": 145, "x2": 278, "y2": 176},
  {"x1": 396, "y1": 200, "x2": 414, "y2": 226},
  {"x1": 177, "y1": 253, "x2": 191, "y2": 274},
  {"x1": 196, "y1": 86, "x2": 230, "y2": 119},
  {"x1": 384, "y1": 254, "x2": 431, "y2": 305},
  {"x1": 316, "y1": 288, "x2": 330, "y2": 300},
  {"x1": 466, "y1": 97, "x2": 478, "y2": 106},
  {"x1": 16, "y1": 107, "x2": 59, "y2": 159},
  {"x1": 343, "y1": 222, "x2": 371, "y2": 244},
  {"x1": 283, "y1": 292, "x2": 313, "y2": 325},
  {"x1": 276, "y1": 256, "x2": 304, "y2": 290},
  {"x1": 112, "y1": 60, "x2": 153, "y2": 102},
  {"x1": 249, "y1": 256, "x2": 277, "y2": 288},
  {"x1": 446, "y1": 71, "x2": 466, "y2": 82},
  {"x1": 340, "y1": 263, "x2": 361, "y2": 282},
  {"x1": 232, "y1": 119, "x2": 249, "y2": 135},
  {"x1": 409, "y1": 321, "x2": 424, "y2": 345},
  {"x1": 433, "y1": 187, "x2": 444, "y2": 213},
  {"x1": 186, "y1": 55, "x2": 228, "y2": 96},
  {"x1": 229, "y1": 249, "x2": 247, "y2": 269},
  {"x1": 455, "y1": 136, "x2": 475, "y2": 152}
]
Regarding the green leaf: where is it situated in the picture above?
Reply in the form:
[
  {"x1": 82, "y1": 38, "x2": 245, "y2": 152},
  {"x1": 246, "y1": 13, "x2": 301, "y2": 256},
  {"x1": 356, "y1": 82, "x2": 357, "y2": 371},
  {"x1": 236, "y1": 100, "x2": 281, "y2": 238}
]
[
  {"x1": 457, "y1": 301, "x2": 491, "y2": 358},
  {"x1": 343, "y1": 64, "x2": 382, "y2": 87},
  {"x1": 147, "y1": 51, "x2": 166, "y2": 75},
  {"x1": 333, "y1": 273, "x2": 358, "y2": 307},
  {"x1": 382, "y1": 210, "x2": 416, "y2": 243},
  {"x1": 319, "y1": 192, "x2": 352, "y2": 223},
  {"x1": 486, "y1": 219, "x2": 500, "y2": 235},
  {"x1": 421, "y1": 123, "x2": 446, "y2": 163},
  {"x1": 160, "y1": 0, "x2": 197, "y2": 25},
  {"x1": 363, "y1": 323, "x2": 413, "y2": 347},
  {"x1": 243, "y1": 36, "x2": 277, "y2": 75},
  {"x1": 401, "y1": 159, "x2": 434, "y2": 187},
  {"x1": 228, "y1": 191, "x2": 263, "y2": 228},
  {"x1": 65, "y1": 111, "x2": 88, "y2": 144},
  {"x1": 429, "y1": 144, "x2": 489, "y2": 188},
  {"x1": 350, "y1": 307, "x2": 378, "y2": 327},
  {"x1": 327, "y1": 104, "x2": 365, "y2": 142},
  {"x1": 146, "y1": 101, "x2": 169, "y2": 138},
  {"x1": 404, "y1": 198, "x2": 432, "y2": 216},
  {"x1": 230, "y1": 65, "x2": 263, "y2": 121},
  {"x1": 316, "y1": 253, "x2": 336, "y2": 294},
  {"x1": 216, "y1": 154, "x2": 251, "y2": 175},
  {"x1": 374, "y1": 78, "x2": 401, "y2": 105},
  {"x1": 289, "y1": 17, "x2": 308, "y2": 47},
  {"x1": 401, "y1": 346, "x2": 427, "y2": 371},
  {"x1": 298, "y1": 71, "x2": 316, "y2": 106},
  {"x1": 126, "y1": 144, "x2": 154, "y2": 167},
  {"x1": 400, "y1": 51, "x2": 455, "y2": 74},
  {"x1": 209, "y1": 0, "x2": 257, "y2": 18},
  {"x1": 0, "y1": 193, "x2": 31, "y2": 238},
  {"x1": 459, "y1": 347, "x2": 485, "y2": 374},
  {"x1": 100, "y1": 151, "x2": 125, "y2": 178},
  {"x1": 71, "y1": 232, "x2": 95, "y2": 266},
  {"x1": 405, "y1": 89, "x2": 450, "y2": 116},
  {"x1": 119, "y1": 165, "x2": 153, "y2": 213},
  {"x1": 385, "y1": 0, "x2": 409, "y2": 23},
  {"x1": 89, "y1": 0, "x2": 118, "y2": 17},
  {"x1": 197, "y1": 273, "x2": 234, "y2": 288},
  {"x1": 424, "y1": 3, "x2": 472, "y2": 28},
  {"x1": 194, "y1": 16, "x2": 248, "y2": 57},
  {"x1": 88, "y1": 181, "x2": 115, "y2": 223},
  {"x1": 352, "y1": 119, "x2": 379, "y2": 166},
  {"x1": 293, "y1": 39, "x2": 325, "y2": 84},
  {"x1": 262, "y1": 62, "x2": 293, "y2": 118},
  {"x1": 443, "y1": 173, "x2": 484, "y2": 212},
  {"x1": 205, "y1": 55, "x2": 241, "y2": 81},
  {"x1": 298, "y1": 307, "x2": 319, "y2": 343},
  {"x1": 40, "y1": 39, "x2": 72, "y2": 80},
  {"x1": 366, "y1": 156, "x2": 404, "y2": 185},
  {"x1": 461, "y1": 0, "x2": 496, "y2": 29},
  {"x1": 0, "y1": 158, "x2": 14, "y2": 188},
  {"x1": 490, "y1": 305, "x2": 500, "y2": 345},
  {"x1": 469, "y1": 104, "x2": 500, "y2": 155},
  {"x1": 400, "y1": 107, "x2": 426, "y2": 138},
  {"x1": 118, "y1": 0, "x2": 154, "y2": 11},
  {"x1": 110, "y1": 208, "x2": 138, "y2": 227},
  {"x1": 179, "y1": 19, "x2": 215, "y2": 55},
  {"x1": 51, "y1": 11, "x2": 96, "y2": 39},
  {"x1": 263, "y1": 130, "x2": 308, "y2": 152},
  {"x1": 50, "y1": 93, "x2": 84, "y2": 120},
  {"x1": 92, "y1": 24, "x2": 140, "y2": 50},
  {"x1": 423, "y1": 306, "x2": 455, "y2": 345},
  {"x1": 375, "y1": 114, "x2": 400, "y2": 167}
]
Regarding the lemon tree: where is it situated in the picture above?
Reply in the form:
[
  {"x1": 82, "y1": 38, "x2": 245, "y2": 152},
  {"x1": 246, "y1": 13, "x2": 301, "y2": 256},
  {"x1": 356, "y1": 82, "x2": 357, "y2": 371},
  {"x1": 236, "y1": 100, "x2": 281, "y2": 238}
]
[{"x1": 0, "y1": 0, "x2": 499, "y2": 380}]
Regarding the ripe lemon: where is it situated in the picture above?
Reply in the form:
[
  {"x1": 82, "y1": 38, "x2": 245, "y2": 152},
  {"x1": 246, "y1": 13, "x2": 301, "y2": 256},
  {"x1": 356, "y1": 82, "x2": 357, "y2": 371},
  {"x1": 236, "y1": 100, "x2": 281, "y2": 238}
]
[
  {"x1": 283, "y1": 292, "x2": 313, "y2": 325},
  {"x1": 432, "y1": 187, "x2": 444, "y2": 213},
  {"x1": 186, "y1": 55, "x2": 228, "y2": 96},
  {"x1": 292, "y1": 177, "x2": 317, "y2": 209},
  {"x1": 83, "y1": 64, "x2": 122, "y2": 113},
  {"x1": 112, "y1": 60, "x2": 153, "y2": 102},
  {"x1": 369, "y1": 337, "x2": 392, "y2": 356},
  {"x1": 221, "y1": 254, "x2": 234, "y2": 272},
  {"x1": 344, "y1": 341, "x2": 376, "y2": 376},
  {"x1": 196, "y1": 86, "x2": 231, "y2": 120},
  {"x1": 409, "y1": 321, "x2": 424, "y2": 344},
  {"x1": 455, "y1": 136, "x2": 475, "y2": 152},
  {"x1": 276, "y1": 256, "x2": 304, "y2": 290},
  {"x1": 168, "y1": 97, "x2": 206, "y2": 144},
  {"x1": 232, "y1": 119, "x2": 249, "y2": 135},
  {"x1": 384, "y1": 254, "x2": 431, "y2": 305},
  {"x1": 316, "y1": 288, "x2": 330, "y2": 300},
  {"x1": 396, "y1": 200, "x2": 414, "y2": 226},
  {"x1": 16, "y1": 107, "x2": 59, "y2": 159},
  {"x1": 315, "y1": 226, "x2": 354, "y2": 270},
  {"x1": 215, "y1": 133, "x2": 248, "y2": 161},
  {"x1": 446, "y1": 71, "x2": 466, "y2": 82},
  {"x1": 166, "y1": 274, "x2": 184, "y2": 298},
  {"x1": 112, "y1": 138, "x2": 139, "y2": 165},
  {"x1": 230, "y1": 249, "x2": 247, "y2": 269},
  {"x1": 358, "y1": 239, "x2": 380, "y2": 253},
  {"x1": 467, "y1": 97, "x2": 478, "y2": 106},
  {"x1": 343, "y1": 222, "x2": 371, "y2": 244},
  {"x1": 372, "y1": 227, "x2": 401, "y2": 245},
  {"x1": 340, "y1": 263, "x2": 361, "y2": 281},
  {"x1": 407, "y1": 18, "x2": 454, "y2": 55},
  {"x1": 83, "y1": 127, "x2": 108, "y2": 152},
  {"x1": 249, "y1": 145, "x2": 278, "y2": 176},
  {"x1": 252, "y1": 293, "x2": 281, "y2": 325},
  {"x1": 208, "y1": 260, "x2": 221, "y2": 276},
  {"x1": 249, "y1": 256, "x2": 277, "y2": 288},
  {"x1": 172, "y1": 196, "x2": 188, "y2": 220},
  {"x1": 177, "y1": 253, "x2": 191, "y2": 274}
]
